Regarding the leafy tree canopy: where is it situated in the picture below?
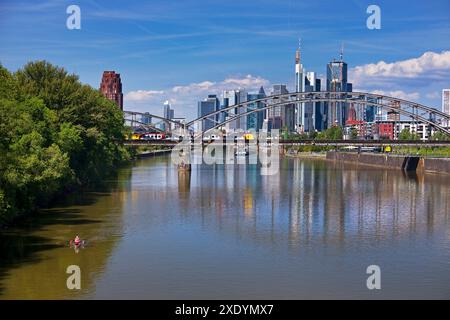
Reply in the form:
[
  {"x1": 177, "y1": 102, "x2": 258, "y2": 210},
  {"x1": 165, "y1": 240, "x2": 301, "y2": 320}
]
[{"x1": 0, "y1": 61, "x2": 129, "y2": 223}]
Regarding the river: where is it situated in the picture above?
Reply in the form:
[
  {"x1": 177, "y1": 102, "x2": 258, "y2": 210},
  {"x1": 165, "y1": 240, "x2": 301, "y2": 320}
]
[{"x1": 0, "y1": 155, "x2": 449, "y2": 299}]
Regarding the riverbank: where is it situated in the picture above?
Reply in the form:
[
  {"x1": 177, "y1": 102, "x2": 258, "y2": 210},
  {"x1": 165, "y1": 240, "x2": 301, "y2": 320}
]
[
  {"x1": 285, "y1": 151, "x2": 327, "y2": 159},
  {"x1": 136, "y1": 149, "x2": 172, "y2": 158},
  {"x1": 326, "y1": 151, "x2": 450, "y2": 174}
]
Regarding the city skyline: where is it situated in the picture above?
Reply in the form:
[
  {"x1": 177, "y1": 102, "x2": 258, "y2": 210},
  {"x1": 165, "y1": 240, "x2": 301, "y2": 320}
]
[{"x1": 0, "y1": 0, "x2": 449, "y2": 118}]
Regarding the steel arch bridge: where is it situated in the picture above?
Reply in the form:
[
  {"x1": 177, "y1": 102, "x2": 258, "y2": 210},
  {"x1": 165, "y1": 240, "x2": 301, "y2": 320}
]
[
  {"x1": 123, "y1": 110, "x2": 186, "y2": 133},
  {"x1": 124, "y1": 92, "x2": 450, "y2": 136}
]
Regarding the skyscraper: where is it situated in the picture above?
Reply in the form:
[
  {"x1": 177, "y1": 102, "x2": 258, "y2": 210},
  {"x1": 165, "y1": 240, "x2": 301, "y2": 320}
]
[
  {"x1": 222, "y1": 90, "x2": 238, "y2": 131},
  {"x1": 163, "y1": 100, "x2": 174, "y2": 120},
  {"x1": 247, "y1": 86, "x2": 266, "y2": 131},
  {"x1": 198, "y1": 94, "x2": 219, "y2": 132},
  {"x1": 236, "y1": 89, "x2": 248, "y2": 131},
  {"x1": 163, "y1": 101, "x2": 174, "y2": 131},
  {"x1": 326, "y1": 49, "x2": 352, "y2": 127},
  {"x1": 443, "y1": 89, "x2": 450, "y2": 127},
  {"x1": 270, "y1": 84, "x2": 295, "y2": 131},
  {"x1": 304, "y1": 72, "x2": 319, "y2": 132},
  {"x1": 100, "y1": 71, "x2": 123, "y2": 110},
  {"x1": 295, "y1": 40, "x2": 305, "y2": 132},
  {"x1": 222, "y1": 89, "x2": 247, "y2": 132}
]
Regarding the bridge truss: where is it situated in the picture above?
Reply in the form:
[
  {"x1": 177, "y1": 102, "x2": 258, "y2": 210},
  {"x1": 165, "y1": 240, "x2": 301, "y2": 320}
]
[{"x1": 124, "y1": 92, "x2": 450, "y2": 137}]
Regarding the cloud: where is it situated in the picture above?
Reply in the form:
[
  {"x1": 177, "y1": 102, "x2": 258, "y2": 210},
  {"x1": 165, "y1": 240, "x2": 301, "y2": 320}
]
[
  {"x1": 369, "y1": 90, "x2": 420, "y2": 101},
  {"x1": 426, "y1": 91, "x2": 441, "y2": 99},
  {"x1": 124, "y1": 90, "x2": 165, "y2": 101},
  {"x1": 124, "y1": 75, "x2": 270, "y2": 118},
  {"x1": 172, "y1": 81, "x2": 216, "y2": 94},
  {"x1": 222, "y1": 75, "x2": 269, "y2": 88},
  {"x1": 350, "y1": 51, "x2": 450, "y2": 87}
]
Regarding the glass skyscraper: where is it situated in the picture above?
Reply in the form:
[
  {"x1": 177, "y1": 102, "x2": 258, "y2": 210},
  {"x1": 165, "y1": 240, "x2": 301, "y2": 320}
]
[
  {"x1": 326, "y1": 54, "x2": 352, "y2": 127},
  {"x1": 163, "y1": 100, "x2": 174, "y2": 131},
  {"x1": 198, "y1": 95, "x2": 219, "y2": 132},
  {"x1": 247, "y1": 86, "x2": 266, "y2": 131}
]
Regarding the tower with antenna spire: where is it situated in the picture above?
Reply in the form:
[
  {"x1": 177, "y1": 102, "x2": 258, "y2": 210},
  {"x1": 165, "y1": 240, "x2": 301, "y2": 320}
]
[
  {"x1": 295, "y1": 38, "x2": 306, "y2": 132},
  {"x1": 295, "y1": 38, "x2": 305, "y2": 93},
  {"x1": 325, "y1": 44, "x2": 353, "y2": 128}
]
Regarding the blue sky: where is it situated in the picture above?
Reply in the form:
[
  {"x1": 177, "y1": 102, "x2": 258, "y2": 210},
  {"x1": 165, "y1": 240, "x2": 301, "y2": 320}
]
[{"x1": 0, "y1": 0, "x2": 449, "y2": 118}]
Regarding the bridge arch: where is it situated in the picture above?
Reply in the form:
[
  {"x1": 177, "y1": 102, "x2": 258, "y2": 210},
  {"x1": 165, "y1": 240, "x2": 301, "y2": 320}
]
[
  {"x1": 187, "y1": 91, "x2": 450, "y2": 136},
  {"x1": 123, "y1": 110, "x2": 185, "y2": 127},
  {"x1": 123, "y1": 118, "x2": 165, "y2": 133}
]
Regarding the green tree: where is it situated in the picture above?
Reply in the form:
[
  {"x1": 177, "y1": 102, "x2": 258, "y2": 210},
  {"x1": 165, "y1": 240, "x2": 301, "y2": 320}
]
[
  {"x1": 15, "y1": 61, "x2": 129, "y2": 184},
  {"x1": 398, "y1": 128, "x2": 420, "y2": 140},
  {"x1": 430, "y1": 131, "x2": 449, "y2": 141},
  {"x1": 350, "y1": 127, "x2": 359, "y2": 140},
  {"x1": 317, "y1": 126, "x2": 343, "y2": 140},
  {"x1": 0, "y1": 61, "x2": 130, "y2": 223}
]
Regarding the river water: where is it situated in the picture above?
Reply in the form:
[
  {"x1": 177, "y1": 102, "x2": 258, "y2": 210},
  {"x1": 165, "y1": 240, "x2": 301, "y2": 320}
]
[{"x1": 0, "y1": 155, "x2": 449, "y2": 299}]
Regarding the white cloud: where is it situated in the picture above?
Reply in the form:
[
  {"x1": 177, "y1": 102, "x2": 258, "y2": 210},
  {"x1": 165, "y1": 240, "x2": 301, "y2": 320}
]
[
  {"x1": 222, "y1": 75, "x2": 269, "y2": 88},
  {"x1": 425, "y1": 91, "x2": 441, "y2": 99},
  {"x1": 369, "y1": 90, "x2": 420, "y2": 101},
  {"x1": 172, "y1": 81, "x2": 216, "y2": 94},
  {"x1": 124, "y1": 90, "x2": 165, "y2": 101},
  {"x1": 124, "y1": 75, "x2": 270, "y2": 118},
  {"x1": 350, "y1": 51, "x2": 450, "y2": 86}
]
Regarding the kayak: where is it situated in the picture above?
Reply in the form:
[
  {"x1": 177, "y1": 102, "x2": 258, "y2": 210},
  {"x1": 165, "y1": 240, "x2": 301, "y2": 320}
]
[{"x1": 69, "y1": 239, "x2": 85, "y2": 247}]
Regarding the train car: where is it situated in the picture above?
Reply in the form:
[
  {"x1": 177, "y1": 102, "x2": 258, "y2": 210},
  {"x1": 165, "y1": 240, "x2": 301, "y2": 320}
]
[
  {"x1": 202, "y1": 134, "x2": 222, "y2": 142},
  {"x1": 139, "y1": 132, "x2": 166, "y2": 140},
  {"x1": 244, "y1": 133, "x2": 254, "y2": 141},
  {"x1": 131, "y1": 133, "x2": 142, "y2": 140}
]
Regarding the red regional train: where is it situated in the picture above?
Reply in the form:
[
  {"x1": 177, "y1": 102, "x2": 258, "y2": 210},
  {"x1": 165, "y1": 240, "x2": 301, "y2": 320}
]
[{"x1": 131, "y1": 132, "x2": 166, "y2": 140}]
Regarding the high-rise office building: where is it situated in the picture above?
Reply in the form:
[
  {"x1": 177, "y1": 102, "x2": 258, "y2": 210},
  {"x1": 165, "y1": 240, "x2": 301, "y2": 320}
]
[
  {"x1": 326, "y1": 50, "x2": 352, "y2": 127},
  {"x1": 295, "y1": 40, "x2": 306, "y2": 132},
  {"x1": 163, "y1": 101, "x2": 174, "y2": 131},
  {"x1": 198, "y1": 95, "x2": 219, "y2": 132},
  {"x1": 222, "y1": 89, "x2": 247, "y2": 132},
  {"x1": 304, "y1": 72, "x2": 320, "y2": 132},
  {"x1": 164, "y1": 100, "x2": 174, "y2": 120},
  {"x1": 222, "y1": 90, "x2": 238, "y2": 131},
  {"x1": 236, "y1": 89, "x2": 248, "y2": 131},
  {"x1": 221, "y1": 90, "x2": 233, "y2": 130},
  {"x1": 100, "y1": 71, "x2": 123, "y2": 110},
  {"x1": 140, "y1": 112, "x2": 152, "y2": 125},
  {"x1": 270, "y1": 84, "x2": 295, "y2": 131},
  {"x1": 247, "y1": 86, "x2": 266, "y2": 131},
  {"x1": 313, "y1": 78, "x2": 325, "y2": 131},
  {"x1": 443, "y1": 89, "x2": 450, "y2": 127}
]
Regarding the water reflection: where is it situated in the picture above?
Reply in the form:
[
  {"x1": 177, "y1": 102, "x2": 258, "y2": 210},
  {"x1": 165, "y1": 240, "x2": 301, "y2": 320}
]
[
  {"x1": 142, "y1": 158, "x2": 450, "y2": 250},
  {"x1": 177, "y1": 170, "x2": 191, "y2": 194},
  {"x1": 100, "y1": 156, "x2": 448, "y2": 299},
  {"x1": 0, "y1": 169, "x2": 131, "y2": 299},
  {"x1": 1, "y1": 156, "x2": 449, "y2": 299}
]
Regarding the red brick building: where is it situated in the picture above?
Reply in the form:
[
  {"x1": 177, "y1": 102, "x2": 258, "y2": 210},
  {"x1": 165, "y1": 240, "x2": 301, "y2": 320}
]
[{"x1": 100, "y1": 71, "x2": 123, "y2": 110}]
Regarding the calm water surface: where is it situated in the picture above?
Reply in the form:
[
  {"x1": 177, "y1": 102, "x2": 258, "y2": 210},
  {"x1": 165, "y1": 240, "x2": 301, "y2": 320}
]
[{"x1": 1, "y1": 156, "x2": 449, "y2": 299}]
